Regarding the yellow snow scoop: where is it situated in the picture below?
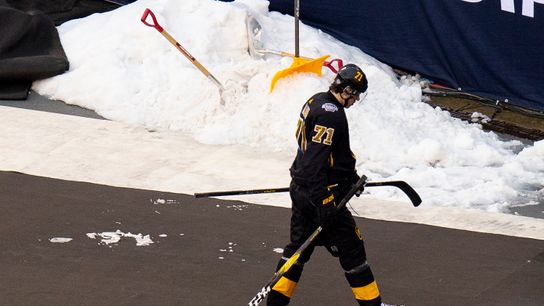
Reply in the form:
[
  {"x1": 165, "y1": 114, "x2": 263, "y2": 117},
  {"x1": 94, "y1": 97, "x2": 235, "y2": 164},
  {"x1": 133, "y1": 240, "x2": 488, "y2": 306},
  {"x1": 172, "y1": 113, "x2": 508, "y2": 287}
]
[
  {"x1": 269, "y1": 0, "x2": 329, "y2": 92},
  {"x1": 270, "y1": 55, "x2": 330, "y2": 92},
  {"x1": 246, "y1": 15, "x2": 344, "y2": 89}
]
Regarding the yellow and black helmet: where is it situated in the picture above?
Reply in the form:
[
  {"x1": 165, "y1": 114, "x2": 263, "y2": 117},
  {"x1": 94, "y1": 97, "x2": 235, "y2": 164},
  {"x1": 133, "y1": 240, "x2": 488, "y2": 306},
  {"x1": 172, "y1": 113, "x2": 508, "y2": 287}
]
[{"x1": 330, "y1": 63, "x2": 368, "y2": 94}]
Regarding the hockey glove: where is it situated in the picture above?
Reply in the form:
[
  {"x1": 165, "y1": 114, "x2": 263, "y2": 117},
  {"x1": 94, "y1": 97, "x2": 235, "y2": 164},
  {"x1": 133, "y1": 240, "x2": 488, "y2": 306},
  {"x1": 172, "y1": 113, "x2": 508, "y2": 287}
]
[{"x1": 313, "y1": 192, "x2": 337, "y2": 228}]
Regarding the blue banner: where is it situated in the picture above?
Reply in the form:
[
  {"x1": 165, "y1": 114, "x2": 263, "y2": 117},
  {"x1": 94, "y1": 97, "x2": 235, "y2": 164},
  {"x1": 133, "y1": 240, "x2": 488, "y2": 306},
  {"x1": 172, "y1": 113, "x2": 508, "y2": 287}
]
[{"x1": 260, "y1": 0, "x2": 544, "y2": 112}]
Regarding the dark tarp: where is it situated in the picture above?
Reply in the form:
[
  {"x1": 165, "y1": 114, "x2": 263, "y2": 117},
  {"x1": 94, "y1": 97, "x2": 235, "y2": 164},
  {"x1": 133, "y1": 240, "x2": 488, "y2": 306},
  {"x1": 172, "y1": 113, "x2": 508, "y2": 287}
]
[
  {"x1": 104, "y1": 0, "x2": 136, "y2": 6},
  {"x1": 0, "y1": 0, "x2": 118, "y2": 100},
  {"x1": 255, "y1": 0, "x2": 544, "y2": 112},
  {"x1": 3, "y1": 0, "x2": 119, "y2": 26}
]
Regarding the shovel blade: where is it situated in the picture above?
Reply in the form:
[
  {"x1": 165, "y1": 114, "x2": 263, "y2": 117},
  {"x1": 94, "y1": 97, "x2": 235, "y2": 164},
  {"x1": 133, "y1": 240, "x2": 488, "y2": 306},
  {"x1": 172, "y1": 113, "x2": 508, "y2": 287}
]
[
  {"x1": 246, "y1": 14, "x2": 263, "y2": 58},
  {"x1": 270, "y1": 55, "x2": 330, "y2": 92}
]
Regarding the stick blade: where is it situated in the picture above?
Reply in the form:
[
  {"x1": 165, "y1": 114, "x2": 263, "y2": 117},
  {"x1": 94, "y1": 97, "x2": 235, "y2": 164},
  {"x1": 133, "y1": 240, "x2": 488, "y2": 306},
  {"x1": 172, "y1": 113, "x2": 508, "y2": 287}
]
[{"x1": 366, "y1": 181, "x2": 422, "y2": 207}]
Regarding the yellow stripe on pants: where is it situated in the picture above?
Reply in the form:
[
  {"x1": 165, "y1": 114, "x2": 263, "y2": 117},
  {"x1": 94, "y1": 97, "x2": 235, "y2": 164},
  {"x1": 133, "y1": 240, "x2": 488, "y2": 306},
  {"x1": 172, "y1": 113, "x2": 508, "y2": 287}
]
[{"x1": 352, "y1": 280, "x2": 380, "y2": 301}]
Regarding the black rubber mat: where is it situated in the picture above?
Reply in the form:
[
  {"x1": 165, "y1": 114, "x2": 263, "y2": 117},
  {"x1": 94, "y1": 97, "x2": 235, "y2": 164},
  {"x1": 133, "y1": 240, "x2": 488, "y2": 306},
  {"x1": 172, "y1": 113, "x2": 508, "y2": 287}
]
[{"x1": 0, "y1": 171, "x2": 542, "y2": 305}]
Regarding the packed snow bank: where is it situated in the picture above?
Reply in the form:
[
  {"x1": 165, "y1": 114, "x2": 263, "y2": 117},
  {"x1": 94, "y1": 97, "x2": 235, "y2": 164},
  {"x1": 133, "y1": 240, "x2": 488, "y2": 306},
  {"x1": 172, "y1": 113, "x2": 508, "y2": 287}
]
[{"x1": 32, "y1": 0, "x2": 543, "y2": 213}]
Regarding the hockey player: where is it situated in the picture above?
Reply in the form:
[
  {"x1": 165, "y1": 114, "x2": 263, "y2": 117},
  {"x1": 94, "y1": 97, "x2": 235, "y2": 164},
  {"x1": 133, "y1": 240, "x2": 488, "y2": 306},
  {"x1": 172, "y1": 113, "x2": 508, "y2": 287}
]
[{"x1": 267, "y1": 64, "x2": 394, "y2": 306}]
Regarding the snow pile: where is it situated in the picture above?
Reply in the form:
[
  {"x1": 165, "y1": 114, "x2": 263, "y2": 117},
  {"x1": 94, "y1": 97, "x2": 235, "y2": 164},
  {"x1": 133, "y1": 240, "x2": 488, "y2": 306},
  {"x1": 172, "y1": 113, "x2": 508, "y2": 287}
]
[{"x1": 32, "y1": 0, "x2": 543, "y2": 213}]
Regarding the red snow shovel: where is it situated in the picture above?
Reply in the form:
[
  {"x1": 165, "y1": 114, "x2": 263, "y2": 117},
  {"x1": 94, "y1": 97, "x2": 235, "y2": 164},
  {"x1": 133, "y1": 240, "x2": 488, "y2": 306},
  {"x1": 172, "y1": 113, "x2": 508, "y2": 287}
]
[{"x1": 141, "y1": 8, "x2": 225, "y2": 93}]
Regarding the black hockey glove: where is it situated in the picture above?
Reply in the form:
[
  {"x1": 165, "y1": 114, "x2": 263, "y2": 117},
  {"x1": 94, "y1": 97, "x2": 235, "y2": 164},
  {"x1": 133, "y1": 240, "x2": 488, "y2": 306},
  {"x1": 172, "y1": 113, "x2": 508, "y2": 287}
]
[{"x1": 313, "y1": 192, "x2": 337, "y2": 228}]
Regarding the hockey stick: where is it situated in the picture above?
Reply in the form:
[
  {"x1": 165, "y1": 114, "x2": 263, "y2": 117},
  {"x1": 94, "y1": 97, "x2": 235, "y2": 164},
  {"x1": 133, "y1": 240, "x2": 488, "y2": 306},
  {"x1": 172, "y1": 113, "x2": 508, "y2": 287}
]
[
  {"x1": 194, "y1": 181, "x2": 421, "y2": 207},
  {"x1": 247, "y1": 175, "x2": 368, "y2": 306},
  {"x1": 194, "y1": 187, "x2": 289, "y2": 198}
]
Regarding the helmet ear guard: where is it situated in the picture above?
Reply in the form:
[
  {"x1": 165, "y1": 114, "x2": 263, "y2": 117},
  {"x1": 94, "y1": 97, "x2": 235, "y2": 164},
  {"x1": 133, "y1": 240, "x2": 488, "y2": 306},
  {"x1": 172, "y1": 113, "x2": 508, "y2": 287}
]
[{"x1": 330, "y1": 77, "x2": 344, "y2": 93}]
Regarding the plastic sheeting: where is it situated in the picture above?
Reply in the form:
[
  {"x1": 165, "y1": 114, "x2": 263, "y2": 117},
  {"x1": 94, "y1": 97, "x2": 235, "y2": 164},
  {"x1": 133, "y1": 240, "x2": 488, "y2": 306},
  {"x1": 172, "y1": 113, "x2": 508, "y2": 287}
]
[
  {"x1": 0, "y1": 0, "x2": 120, "y2": 99},
  {"x1": 0, "y1": 6, "x2": 68, "y2": 99}
]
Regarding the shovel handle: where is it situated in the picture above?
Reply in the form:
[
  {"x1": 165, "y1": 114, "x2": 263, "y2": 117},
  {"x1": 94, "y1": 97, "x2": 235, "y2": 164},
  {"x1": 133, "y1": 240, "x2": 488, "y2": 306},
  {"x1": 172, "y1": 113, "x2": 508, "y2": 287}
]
[
  {"x1": 141, "y1": 8, "x2": 164, "y2": 32},
  {"x1": 140, "y1": 8, "x2": 224, "y2": 93},
  {"x1": 294, "y1": 0, "x2": 300, "y2": 57}
]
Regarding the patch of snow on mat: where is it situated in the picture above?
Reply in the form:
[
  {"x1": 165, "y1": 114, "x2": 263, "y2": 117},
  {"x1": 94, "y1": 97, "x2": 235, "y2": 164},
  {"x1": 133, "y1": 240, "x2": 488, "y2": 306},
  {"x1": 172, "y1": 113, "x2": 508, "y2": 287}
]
[
  {"x1": 87, "y1": 230, "x2": 154, "y2": 246},
  {"x1": 49, "y1": 237, "x2": 73, "y2": 243}
]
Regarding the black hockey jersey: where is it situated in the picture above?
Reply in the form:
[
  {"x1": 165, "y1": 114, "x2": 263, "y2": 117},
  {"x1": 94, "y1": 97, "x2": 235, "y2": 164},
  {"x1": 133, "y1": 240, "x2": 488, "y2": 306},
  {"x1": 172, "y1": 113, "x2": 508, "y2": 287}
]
[{"x1": 290, "y1": 91, "x2": 357, "y2": 200}]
